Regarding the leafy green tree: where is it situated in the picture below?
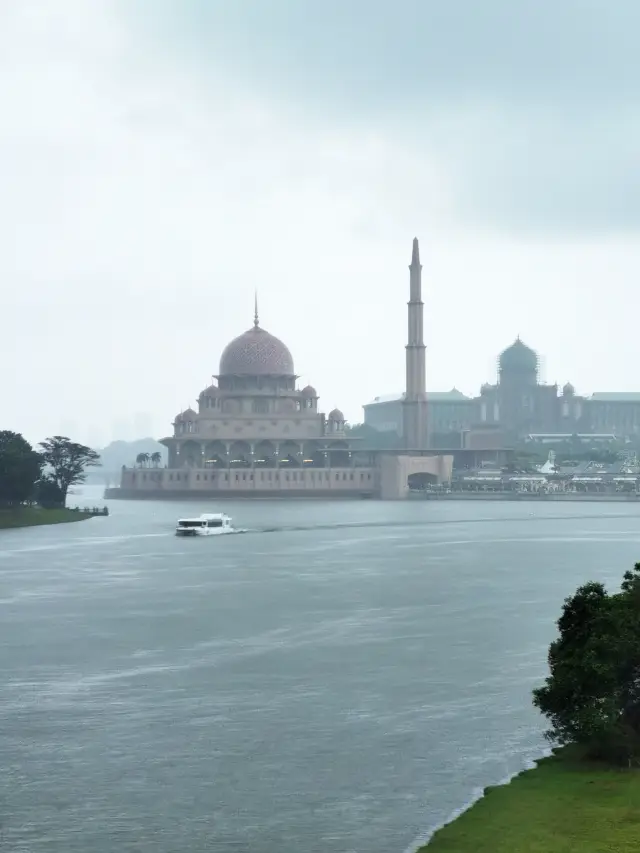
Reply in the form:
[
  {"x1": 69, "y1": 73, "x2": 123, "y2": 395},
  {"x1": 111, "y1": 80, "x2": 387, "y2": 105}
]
[
  {"x1": 136, "y1": 452, "x2": 150, "y2": 467},
  {"x1": 35, "y1": 476, "x2": 65, "y2": 508},
  {"x1": 345, "y1": 423, "x2": 402, "y2": 450},
  {"x1": 39, "y1": 436, "x2": 101, "y2": 504},
  {"x1": 150, "y1": 451, "x2": 162, "y2": 467},
  {"x1": 533, "y1": 564, "x2": 640, "y2": 765},
  {"x1": 0, "y1": 431, "x2": 43, "y2": 507}
]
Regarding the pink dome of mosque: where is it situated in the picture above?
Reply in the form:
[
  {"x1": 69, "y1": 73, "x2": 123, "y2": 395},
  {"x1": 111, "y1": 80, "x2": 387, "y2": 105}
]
[
  {"x1": 219, "y1": 323, "x2": 294, "y2": 376},
  {"x1": 175, "y1": 407, "x2": 197, "y2": 422},
  {"x1": 328, "y1": 408, "x2": 345, "y2": 421},
  {"x1": 301, "y1": 385, "x2": 317, "y2": 397},
  {"x1": 199, "y1": 383, "x2": 219, "y2": 397}
]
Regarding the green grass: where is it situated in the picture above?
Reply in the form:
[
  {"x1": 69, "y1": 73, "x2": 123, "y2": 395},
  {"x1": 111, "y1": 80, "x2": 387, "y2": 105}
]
[
  {"x1": 0, "y1": 507, "x2": 92, "y2": 529},
  {"x1": 422, "y1": 747, "x2": 640, "y2": 851}
]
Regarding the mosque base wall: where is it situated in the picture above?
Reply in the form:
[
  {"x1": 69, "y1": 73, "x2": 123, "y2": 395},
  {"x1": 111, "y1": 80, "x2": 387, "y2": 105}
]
[
  {"x1": 106, "y1": 454, "x2": 454, "y2": 501},
  {"x1": 105, "y1": 488, "x2": 374, "y2": 500}
]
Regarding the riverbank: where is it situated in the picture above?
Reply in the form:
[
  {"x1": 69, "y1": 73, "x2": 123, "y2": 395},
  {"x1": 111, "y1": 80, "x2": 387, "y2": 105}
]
[
  {"x1": 415, "y1": 491, "x2": 640, "y2": 501},
  {"x1": 0, "y1": 507, "x2": 93, "y2": 529},
  {"x1": 421, "y1": 746, "x2": 640, "y2": 851}
]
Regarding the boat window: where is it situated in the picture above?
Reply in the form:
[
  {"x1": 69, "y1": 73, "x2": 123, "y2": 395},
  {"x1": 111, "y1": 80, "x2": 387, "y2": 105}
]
[
  {"x1": 207, "y1": 520, "x2": 223, "y2": 527},
  {"x1": 178, "y1": 520, "x2": 205, "y2": 528}
]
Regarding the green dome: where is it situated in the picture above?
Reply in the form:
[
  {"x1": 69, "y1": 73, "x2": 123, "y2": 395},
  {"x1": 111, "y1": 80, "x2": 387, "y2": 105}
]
[{"x1": 499, "y1": 338, "x2": 538, "y2": 373}]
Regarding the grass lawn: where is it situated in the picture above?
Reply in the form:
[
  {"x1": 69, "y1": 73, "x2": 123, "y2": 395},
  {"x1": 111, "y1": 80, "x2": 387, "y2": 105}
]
[
  {"x1": 422, "y1": 747, "x2": 640, "y2": 852},
  {"x1": 0, "y1": 507, "x2": 92, "y2": 529}
]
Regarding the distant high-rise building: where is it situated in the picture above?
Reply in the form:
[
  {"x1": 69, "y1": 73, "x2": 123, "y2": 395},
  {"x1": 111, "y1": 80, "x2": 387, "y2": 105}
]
[
  {"x1": 111, "y1": 419, "x2": 129, "y2": 442},
  {"x1": 133, "y1": 412, "x2": 154, "y2": 438},
  {"x1": 86, "y1": 425, "x2": 105, "y2": 449}
]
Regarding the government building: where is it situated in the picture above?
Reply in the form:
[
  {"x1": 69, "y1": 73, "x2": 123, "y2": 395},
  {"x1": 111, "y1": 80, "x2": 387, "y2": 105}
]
[
  {"x1": 109, "y1": 239, "x2": 453, "y2": 500},
  {"x1": 365, "y1": 337, "x2": 640, "y2": 448}
]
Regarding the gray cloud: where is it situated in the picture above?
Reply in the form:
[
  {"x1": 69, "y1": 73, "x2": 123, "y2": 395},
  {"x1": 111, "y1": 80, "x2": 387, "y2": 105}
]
[{"x1": 133, "y1": 0, "x2": 640, "y2": 232}]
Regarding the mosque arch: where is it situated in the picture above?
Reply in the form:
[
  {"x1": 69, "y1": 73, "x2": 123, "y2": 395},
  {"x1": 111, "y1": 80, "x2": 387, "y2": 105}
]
[
  {"x1": 229, "y1": 440, "x2": 252, "y2": 468},
  {"x1": 222, "y1": 398, "x2": 241, "y2": 415},
  {"x1": 254, "y1": 440, "x2": 276, "y2": 467},
  {"x1": 302, "y1": 441, "x2": 325, "y2": 468},
  {"x1": 276, "y1": 397, "x2": 297, "y2": 414},
  {"x1": 204, "y1": 441, "x2": 227, "y2": 468},
  {"x1": 179, "y1": 440, "x2": 201, "y2": 468},
  {"x1": 278, "y1": 440, "x2": 301, "y2": 467},
  {"x1": 328, "y1": 441, "x2": 350, "y2": 468}
]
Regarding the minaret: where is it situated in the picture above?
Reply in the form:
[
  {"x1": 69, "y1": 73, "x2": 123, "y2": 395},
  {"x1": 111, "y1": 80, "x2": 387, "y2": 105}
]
[{"x1": 402, "y1": 237, "x2": 428, "y2": 449}]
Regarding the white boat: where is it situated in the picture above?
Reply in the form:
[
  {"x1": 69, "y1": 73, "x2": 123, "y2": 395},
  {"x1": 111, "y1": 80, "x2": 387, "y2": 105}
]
[{"x1": 175, "y1": 512, "x2": 233, "y2": 536}]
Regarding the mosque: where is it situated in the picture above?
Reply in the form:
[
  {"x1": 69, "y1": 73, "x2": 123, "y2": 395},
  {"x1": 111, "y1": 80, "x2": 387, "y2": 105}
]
[{"x1": 109, "y1": 239, "x2": 453, "y2": 500}]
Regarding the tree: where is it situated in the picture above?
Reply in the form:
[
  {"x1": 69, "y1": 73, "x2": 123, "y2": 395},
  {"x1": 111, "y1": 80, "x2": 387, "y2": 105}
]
[
  {"x1": 35, "y1": 476, "x2": 65, "y2": 508},
  {"x1": 345, "y1": 423, "x2": 402, "y2": 450},
  {"x1": 0, "y1": 431, "x2": 43, "y2": 507},
  {"x1": 150, "y1": 451, "x2": 162, "y2": 467},
  {"x1": 136, "y1": 452, "x2": 150, "y2": 467},
  {"x1": 39, "y1": 436, "x2": 101, "y2": 504},
  {"x1": 533, "y1": 564, "x2": 640, "y2": 765}
]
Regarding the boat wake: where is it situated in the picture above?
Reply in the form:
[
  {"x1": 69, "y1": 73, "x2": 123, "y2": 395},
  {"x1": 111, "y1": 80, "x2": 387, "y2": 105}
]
[{"x1": 244, "y1": 511, "x2": 640, "y2": 537}]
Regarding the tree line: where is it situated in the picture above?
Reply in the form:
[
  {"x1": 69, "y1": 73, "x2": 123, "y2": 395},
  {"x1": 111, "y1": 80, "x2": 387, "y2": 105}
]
[{"x1": 0, "y1": 432, "x2": 100, "y2": 509}]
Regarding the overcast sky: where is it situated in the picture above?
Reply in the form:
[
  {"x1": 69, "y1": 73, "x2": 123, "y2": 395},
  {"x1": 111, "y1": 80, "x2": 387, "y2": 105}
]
[{"x1": 2, "y1": 1, "x2": 639, "y2": 446}]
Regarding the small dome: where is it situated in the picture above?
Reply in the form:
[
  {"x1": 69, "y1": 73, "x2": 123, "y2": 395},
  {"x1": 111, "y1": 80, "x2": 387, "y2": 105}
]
[
  {"x1": 175, "y1": 407, "x2": 197, "y2": 422},
  {"x1": 199, "y1": 383, "x2": 219, "y2": 398},
  {"x1": 219, "y1": 323, "x2": 294, "y2": 376},
  {"x1": 563, "y1": 382, "x2": 575, "y2": 397},
  {"x1": 301, "y1": 385, "x2": 317, "y2": 397},
  {"x1": 328, "y1": 408, "x2": 344, "y2": 421},
  {"x1": 499, "y1": 338, "x2": 538, "y2": 373}
]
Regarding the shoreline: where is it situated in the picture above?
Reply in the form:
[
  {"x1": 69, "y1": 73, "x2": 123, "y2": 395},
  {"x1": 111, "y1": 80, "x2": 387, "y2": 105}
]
[
  {"x1": 415, "y1": 745, "x2": 640, "y2": 851},
  {"x1": 415, "y1": 491, "x2": 640, "y2": 502},
  {"x1": 0, "y1": 507, "x2": 94, "y2": 529},
  {"x1": 409, "y1": 747, "x2": 551, "y2": 852}
]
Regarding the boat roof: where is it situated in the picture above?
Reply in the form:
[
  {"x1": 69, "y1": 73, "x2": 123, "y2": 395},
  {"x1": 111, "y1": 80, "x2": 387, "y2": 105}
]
[{"x1": 177, "y1": 512, "x2": 229, "y2": 521}]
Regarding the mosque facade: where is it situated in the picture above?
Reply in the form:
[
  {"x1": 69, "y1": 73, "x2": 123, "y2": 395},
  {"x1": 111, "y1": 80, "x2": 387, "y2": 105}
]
[{"x1": 109, "y1": 240, "x2": 453, "y2": 500}]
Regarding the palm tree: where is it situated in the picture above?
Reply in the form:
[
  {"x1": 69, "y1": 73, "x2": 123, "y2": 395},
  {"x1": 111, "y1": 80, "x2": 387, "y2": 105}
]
[
  {"x1": 150, "y1": 451, "x2": 162, "y2": 468},
  {"x1": 136, "y1": 452, "x2": 150, "y2": 468}
]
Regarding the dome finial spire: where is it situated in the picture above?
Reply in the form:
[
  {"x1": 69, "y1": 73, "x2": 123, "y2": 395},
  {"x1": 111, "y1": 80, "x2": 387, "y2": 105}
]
[{"x1": 253, "y1": 291, "x2": 259, "y2": 328}]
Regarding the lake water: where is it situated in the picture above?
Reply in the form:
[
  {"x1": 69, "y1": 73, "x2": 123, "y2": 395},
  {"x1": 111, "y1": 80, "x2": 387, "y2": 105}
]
[{"x1": 2, "y1": 490, "x2": 640, "y2": 852}]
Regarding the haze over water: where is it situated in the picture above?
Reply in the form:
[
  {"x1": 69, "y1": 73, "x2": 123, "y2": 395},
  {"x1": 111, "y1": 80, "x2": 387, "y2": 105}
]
[{"x1": 2, "y1": 493, "x2": 640, "y2": 852}]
